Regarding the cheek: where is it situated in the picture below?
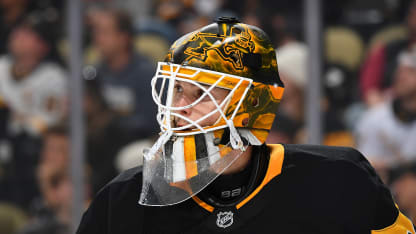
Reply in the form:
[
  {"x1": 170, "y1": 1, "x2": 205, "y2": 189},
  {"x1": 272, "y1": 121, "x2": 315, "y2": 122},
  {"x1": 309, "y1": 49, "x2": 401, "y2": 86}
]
[
  {"x1": 9, "y1": 34, "x2": 25, "y2": 52},
  {"x1": 193, "y1": 101, "x2": 216, "y2": 113},
  {"x1": 204, "y1": 111, "x2": 221, "y2": 125},
  {"x1": 106, "y1": 34, "x2": 123, "y2": 47},
  {"x1": 95, "y1": 30, "x2": 116, "y2": 49},
  {"x1": 193, "y1": 101, "x2": 221, "y2": 124},
  {"x1": 96, "y1": 34, "x2": 111, "y2": 48}
]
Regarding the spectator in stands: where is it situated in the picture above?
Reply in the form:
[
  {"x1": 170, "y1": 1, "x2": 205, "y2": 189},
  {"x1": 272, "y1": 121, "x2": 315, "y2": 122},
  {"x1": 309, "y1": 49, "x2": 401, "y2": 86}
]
[
  {"x1": 276, "y1": 41, "x2": 310, "y2": 144},
  {"x1": 356, "y1": 49, "x2": 416, "y2": 182},
  {"x1": 360, "y1": 0, "x2": 416, "y2": 107},
  {"x1": 19, "y1": 125, "x2": 71, "y2": 234},
  {"x1": 390, "y1": 162, "x2": 416, "y2": 225},
  {"x1": 0, "y1": 15, "x2": 67, "y2": 136},
  {"x1": 84, "y1": 80, "x2": 136, "y2": 195},
  {"x1": 277, "y1": 40, "x2": 356, "y2": 147},
  {"x1": 90, "y1": 8, "x2": 157, "y2": 138},
  {"x1": 0, "y1": 14, "x2": 67, "y2": 211},
  {"x1": 276, "y1": 41, "x2": 307, "y2": 126}
]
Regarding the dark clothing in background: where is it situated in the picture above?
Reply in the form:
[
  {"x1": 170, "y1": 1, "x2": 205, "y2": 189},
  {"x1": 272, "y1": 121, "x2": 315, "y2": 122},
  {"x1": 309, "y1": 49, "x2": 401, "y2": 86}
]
[
  {"x1": 96, "y1": 52, "x2": 158, "y2": 139},
  {"x1": 0, "y1": 133, "x2": 41, "y2": 211},
  {"x1": 87, "y1": 116, "x2": 136, "y2": 195},
  {"x1": 19, "y1": 200, "x2": 69, "y2": 234}
]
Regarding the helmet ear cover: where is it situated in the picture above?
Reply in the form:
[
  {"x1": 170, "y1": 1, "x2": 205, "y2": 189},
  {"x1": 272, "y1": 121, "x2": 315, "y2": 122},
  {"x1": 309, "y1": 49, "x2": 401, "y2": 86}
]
[{"x1": 230, "y1": 81, "x2": 284, "y2": 130}]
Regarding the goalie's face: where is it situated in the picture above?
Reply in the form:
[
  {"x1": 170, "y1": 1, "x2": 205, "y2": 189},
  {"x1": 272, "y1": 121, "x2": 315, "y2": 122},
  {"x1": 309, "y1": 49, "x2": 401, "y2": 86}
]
[
  {"x1": 172, "y1": 81, "x2": 229, "y2": 129},
  {"x1": 151, "y1": 62, "x2": 253, "y2": 135}
]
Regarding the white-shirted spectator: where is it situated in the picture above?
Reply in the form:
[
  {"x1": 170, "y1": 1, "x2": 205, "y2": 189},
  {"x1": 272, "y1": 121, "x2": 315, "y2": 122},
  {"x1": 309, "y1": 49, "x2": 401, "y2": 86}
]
[
  {"x1": 0, "y1": 15, "x2": 67, "y2": 136},
  {"x1": 356, "y1": 48, "x2": 416, "y2": 179}
]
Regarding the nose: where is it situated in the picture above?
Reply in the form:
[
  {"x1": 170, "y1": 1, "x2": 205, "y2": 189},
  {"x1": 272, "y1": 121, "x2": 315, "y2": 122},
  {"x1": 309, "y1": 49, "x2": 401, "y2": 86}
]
[
  {"x1": 172, "y1": 96, "x2": 193, "y2": 128},
  {"x1": 173, "y1": 96, "x2": 192, "y2": 117}
]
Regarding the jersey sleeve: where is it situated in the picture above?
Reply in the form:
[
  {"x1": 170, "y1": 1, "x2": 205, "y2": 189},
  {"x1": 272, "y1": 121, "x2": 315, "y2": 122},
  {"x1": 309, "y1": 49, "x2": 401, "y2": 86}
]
[
  {"x1": 371, "y1": 211, "x2": 415, "y2": 234},
  {"x1": 343, "y1": 147, "x2": 415, "y2": 233},
  {"x1": 76, "y1": 186, "x2": 110, "y2": 234},
  {"x1": 76, "y1": 166, "x2": 144, "y2": 234},
  {"x1": 356, "y1": 148, "x2": 416, "y2": 234},
  {"x1": 287, "y1": 144, "x2": 415, "y2": 233},
  {"x1": 338, "y1": 147, "x2": 415, "y2": 233}
]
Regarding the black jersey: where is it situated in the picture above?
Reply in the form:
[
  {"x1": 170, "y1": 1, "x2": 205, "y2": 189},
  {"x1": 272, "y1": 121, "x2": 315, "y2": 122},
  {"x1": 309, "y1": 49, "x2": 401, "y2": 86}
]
[{"x1": 76, "y1": 144, "x2": 415, "y2": 234}]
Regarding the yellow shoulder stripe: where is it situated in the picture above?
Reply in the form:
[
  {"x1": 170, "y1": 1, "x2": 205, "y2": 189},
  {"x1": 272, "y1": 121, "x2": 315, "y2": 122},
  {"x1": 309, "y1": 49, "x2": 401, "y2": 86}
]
[
  {"x1": 236, "y1": 144, "x2": 284, "y2": 209},
  {"x1": 191, "y1": 196, "x2": 214, "y2": 213},
  {"x1": 372, "y1": 210, "x2": 415, "y2": 234}
]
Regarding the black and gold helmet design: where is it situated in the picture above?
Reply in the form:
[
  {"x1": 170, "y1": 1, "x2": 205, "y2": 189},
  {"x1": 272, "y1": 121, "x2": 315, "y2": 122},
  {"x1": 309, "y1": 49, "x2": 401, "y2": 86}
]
[
  {"x1": 166, "y1": 17, "x2": 283, "y2": 86},
  {"x1": 161, "y1": 17, "x2": 284, "y2": 143},
  {"x1": 140, "y1": 18, "x2": 284, "y2": 206}
]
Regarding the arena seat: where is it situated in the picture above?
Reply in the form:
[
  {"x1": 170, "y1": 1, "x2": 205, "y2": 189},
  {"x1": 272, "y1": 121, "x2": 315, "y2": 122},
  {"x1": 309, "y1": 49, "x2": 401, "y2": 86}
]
[
  {"x1": 0, "y1": 203, "x2": 27, "y2": 234},
  {"x1": 368, "y1": 24, "x2": 408, "y2": 49},
  {"x1": 325, "y1": 26, "x2": 365, "y2": 71}
]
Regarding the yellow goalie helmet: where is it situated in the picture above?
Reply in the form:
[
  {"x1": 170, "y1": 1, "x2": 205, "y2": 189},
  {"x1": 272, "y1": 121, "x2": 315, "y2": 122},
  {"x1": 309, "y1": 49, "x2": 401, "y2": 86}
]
[{"x1": 140, "y1": 17, "x2": 284, "y2": 206}]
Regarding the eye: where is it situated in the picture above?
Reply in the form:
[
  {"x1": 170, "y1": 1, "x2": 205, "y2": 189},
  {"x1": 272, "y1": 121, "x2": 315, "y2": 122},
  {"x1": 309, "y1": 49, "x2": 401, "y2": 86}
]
[
  {"x1": 174, "y1": 84, "x2": 183, "y2": 93},
  {"x1": 195, "y1": 88, "x2": 209, "y2": 101},
  {"x1": 196, "y1": 89, "x2": 204, "y2": 98}
]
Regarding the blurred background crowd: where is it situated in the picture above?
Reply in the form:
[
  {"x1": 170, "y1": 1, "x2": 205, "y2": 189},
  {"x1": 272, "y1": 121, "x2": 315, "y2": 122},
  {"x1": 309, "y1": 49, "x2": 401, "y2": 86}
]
[{"x1": 0, "y1": 0, "x2": 416, "y2": 233}]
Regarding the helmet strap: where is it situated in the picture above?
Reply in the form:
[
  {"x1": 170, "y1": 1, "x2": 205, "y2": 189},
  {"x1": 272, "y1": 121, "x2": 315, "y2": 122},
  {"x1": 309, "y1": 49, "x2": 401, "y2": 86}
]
[
  {"x1": 226, "y1": 120, "x2": 245, "y2": 151},
  {"x1": 144, "y1": 130, "x2": 173, "y2": 161}
]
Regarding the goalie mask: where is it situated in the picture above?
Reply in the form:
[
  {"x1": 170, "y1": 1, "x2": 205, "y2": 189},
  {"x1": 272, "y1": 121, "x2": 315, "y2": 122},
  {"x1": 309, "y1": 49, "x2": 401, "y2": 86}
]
[{"x1": 139, "y1": 17, "x2": 284, "y2": 206}]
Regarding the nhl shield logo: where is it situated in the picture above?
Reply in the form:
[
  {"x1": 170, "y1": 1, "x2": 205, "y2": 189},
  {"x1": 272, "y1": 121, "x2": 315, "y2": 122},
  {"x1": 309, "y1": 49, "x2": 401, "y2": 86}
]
[{"x1": 216, "y1": 211, "x2": 234, "y2": 228}]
